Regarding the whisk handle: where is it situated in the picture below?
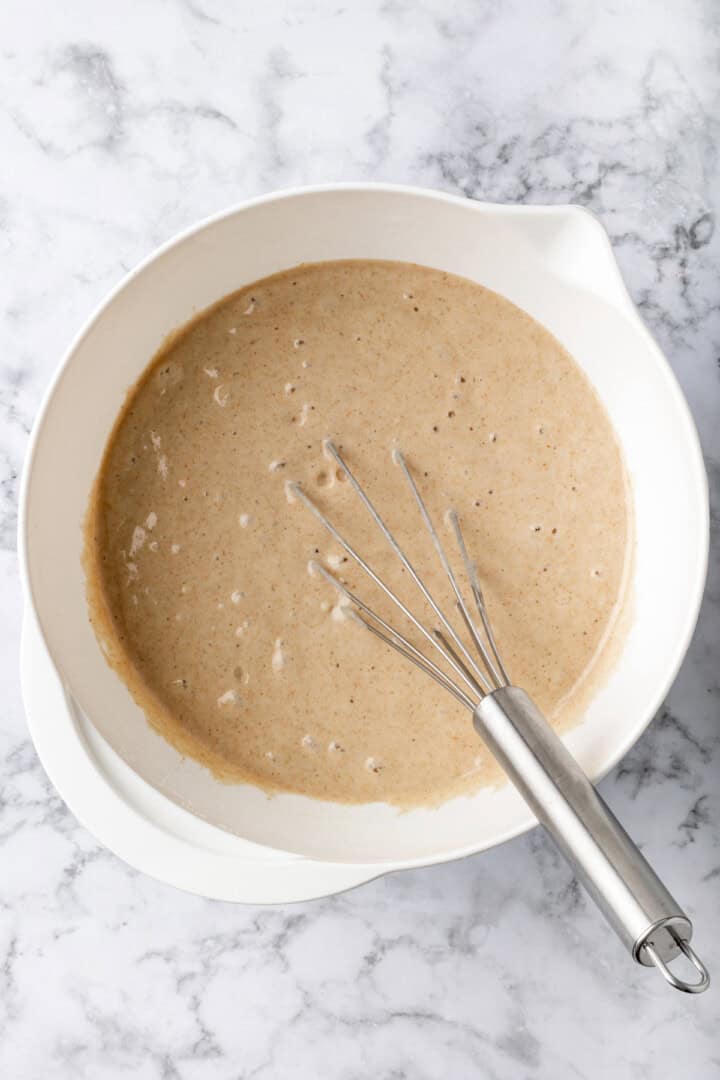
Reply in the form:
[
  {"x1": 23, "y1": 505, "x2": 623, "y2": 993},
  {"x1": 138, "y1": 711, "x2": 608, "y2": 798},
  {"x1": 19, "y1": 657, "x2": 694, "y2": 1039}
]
[{"x1": 473, "y1": 686, "x2": 709, "y2": 992}]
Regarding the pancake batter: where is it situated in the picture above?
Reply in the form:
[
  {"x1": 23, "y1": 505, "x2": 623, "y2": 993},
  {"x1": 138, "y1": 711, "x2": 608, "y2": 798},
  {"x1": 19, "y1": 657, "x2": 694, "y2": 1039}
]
[{"x1": 84, "y1": 260, "x2": 631, "y2": 806}]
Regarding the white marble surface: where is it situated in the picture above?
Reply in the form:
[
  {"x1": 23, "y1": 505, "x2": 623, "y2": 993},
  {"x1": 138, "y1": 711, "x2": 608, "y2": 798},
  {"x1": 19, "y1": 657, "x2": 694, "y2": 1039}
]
[{"x1": 2, "y1": 1, "x2": 720, "y2": 1076}]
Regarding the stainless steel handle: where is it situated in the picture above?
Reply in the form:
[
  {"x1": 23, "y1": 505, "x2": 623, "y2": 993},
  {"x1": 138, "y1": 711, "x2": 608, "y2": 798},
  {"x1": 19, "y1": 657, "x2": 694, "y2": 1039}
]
[{"x1": 474, "y1": 687, "x2": 709, "y2": 993}]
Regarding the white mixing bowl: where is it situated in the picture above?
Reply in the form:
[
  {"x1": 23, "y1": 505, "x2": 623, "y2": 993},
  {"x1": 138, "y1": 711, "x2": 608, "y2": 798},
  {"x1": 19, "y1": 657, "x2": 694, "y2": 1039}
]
[{"x1": 19, "y1": 184, "x2": 708, "y2": 867}]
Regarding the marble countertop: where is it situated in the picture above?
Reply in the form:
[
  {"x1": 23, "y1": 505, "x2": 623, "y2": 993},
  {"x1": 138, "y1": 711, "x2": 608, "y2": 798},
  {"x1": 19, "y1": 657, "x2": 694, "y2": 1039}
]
[{"x1": 2, "y1": 1, "x2": 719, "y2": 1076}]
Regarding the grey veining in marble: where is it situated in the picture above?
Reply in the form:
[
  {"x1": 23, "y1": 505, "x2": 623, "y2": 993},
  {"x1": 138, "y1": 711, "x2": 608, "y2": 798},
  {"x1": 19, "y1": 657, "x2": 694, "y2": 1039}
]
[{"x1": 2, "y1": 1, "x2": 719, "y2": 1077}]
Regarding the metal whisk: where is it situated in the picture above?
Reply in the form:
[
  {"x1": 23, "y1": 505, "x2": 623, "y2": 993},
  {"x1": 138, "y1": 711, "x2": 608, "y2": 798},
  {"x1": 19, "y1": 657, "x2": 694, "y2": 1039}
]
[{"x1": 289, "y1": 439, "x2": 709, "y2": 994}]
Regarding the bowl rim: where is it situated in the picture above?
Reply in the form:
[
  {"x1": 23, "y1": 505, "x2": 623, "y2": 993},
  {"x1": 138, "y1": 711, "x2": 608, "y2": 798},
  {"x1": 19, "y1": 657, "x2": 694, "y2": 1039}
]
[{"x1": 18, "y1": 182, "x2": 710, "y2": 865}]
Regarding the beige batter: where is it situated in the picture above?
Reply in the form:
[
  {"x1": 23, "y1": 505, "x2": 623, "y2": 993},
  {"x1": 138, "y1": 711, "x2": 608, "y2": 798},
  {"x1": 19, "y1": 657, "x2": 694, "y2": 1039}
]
[{"x1": 85, "y1": 260, "x2": 631, "y2": 807}]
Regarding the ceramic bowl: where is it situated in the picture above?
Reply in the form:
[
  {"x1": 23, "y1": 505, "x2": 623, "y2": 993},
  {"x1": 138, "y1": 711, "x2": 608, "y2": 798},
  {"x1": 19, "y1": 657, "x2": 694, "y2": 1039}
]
[{"x1": 19, "y1": 184, "x2": 708, "y2": 866}]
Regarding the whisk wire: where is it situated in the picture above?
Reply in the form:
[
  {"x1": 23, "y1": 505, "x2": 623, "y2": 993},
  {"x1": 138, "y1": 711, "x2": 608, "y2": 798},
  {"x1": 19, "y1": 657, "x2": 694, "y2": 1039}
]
[
  {"x1": 309, "y1": 560, "x2": 476, "y2": 708},
  {"x1": 392, "y1": 449, "x2": 495, "y2": 691},
  {"x1": 346, "y1": 610, "x2": 476, "y2": 710},
  {"x1": 324, "y1": 440, "x2": 491, "y2": 693},
  {"x1": 446, "y1": 509, "x2": 510, "y2": 685},
  {"x1": 288, "y1": 479, "x2": 482, "y2": 698},
  {"x1": 293, "y1": 443, "x2": 514, "y2": 703},
  {"x1": 432, "y1": 629, "x2": 486, "y2": 696}
]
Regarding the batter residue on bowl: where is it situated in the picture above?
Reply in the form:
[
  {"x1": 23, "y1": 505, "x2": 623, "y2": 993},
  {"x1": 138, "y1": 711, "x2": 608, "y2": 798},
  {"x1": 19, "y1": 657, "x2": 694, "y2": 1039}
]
[{"x1": 84, "y1": 260, "x2": 632, "y2": 807}]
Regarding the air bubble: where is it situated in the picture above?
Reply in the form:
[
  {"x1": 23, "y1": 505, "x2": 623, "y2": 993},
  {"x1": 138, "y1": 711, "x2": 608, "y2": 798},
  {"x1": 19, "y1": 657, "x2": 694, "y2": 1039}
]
[
  {"x1": 272, "y1": 638, "x2": 286, "y2": 673},
  {"x1": 129, "y1": 526, "x2": 146, "y2": 556},
  {"x1": 332, "y1": 598, "x2": 351, "y2": 622},
  {"x1": 217, "y1": 689, "x2": 241, "y2": 707}
]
